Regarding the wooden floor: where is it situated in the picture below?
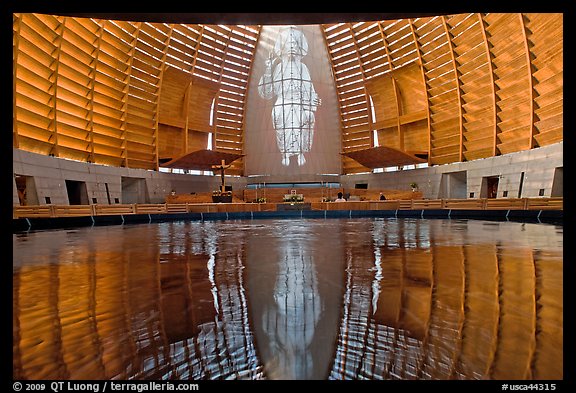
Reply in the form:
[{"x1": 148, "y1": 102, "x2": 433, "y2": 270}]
[{"x1": 13, "y1": 197, "x2": 563, "y2": 219}]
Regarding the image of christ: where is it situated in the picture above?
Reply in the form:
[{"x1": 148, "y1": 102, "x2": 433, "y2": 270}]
[{"x1": 258, "y1": 26, "x2": 322, "y2": 166}]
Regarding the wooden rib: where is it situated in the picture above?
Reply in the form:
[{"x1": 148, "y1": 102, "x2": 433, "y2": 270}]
[
  {"x1": 321, "y1": 25, "x2": 351, "y2": 173},
  {"x1": 347, "y1": 23, "x2": 373, "y2": 146},
  {"x1": 236, "y1": 25, "x2": 262, "y2": 174},
  {"x1": 13, "y1": 14, "x2": 22, "y2": 149},
  {"x1": 519, "y1": 13, "x2": 536, "y2": 150},
  {"x1": 125, "y1": 23, "x2": 162, "y2": 169},
  {"x1": 182, "y1": 80, "x2": 192, "y2": 154},
  {"x1": 154, "y1": 25, "x2": 173, "y2": 170},
  {"x1": 442, "y1": 16, "x2": 464, "y2": 162},
  {"x1": 212, "y1": 27, "x2": 233, "y2": 152},
  {"x1": 121, "y1": 21, "x2": 142, "y2": 167},
  {"x1": 408, "y1": 19, "x2": 432, "y2": 166},
  {"x1": 46, "y1": 16, "x2": 63, "y2": 158},
  {"x1": 86, "y1": 22, "x2": 103, "y2": 163},
  {"x1": 377, "y1": 22, "x2": 402, "y2": 149},
  {"x1": 478, "y1": 13, "x2": 499, "y2": 156}
]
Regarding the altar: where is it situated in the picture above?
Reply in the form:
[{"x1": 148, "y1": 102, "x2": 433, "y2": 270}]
[
  {"x1": 276, "y1": 202, "x2": 312, "y2": 211},
  {"x1": 212, "y1": 193, "x2": 233, "y2": 203}
]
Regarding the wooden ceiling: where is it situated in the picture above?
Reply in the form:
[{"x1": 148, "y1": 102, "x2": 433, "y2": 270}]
[{"x1": 13, "y1": 12, "x2": 563, "y2": 175}]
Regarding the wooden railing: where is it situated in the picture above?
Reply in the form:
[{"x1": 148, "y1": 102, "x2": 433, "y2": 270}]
[
  {"x1": 13, "y1": 197, "x2": 562, "y2": 219},
  {"x1": 525, "y1": 197, "x2": 563, "y2": 210}
]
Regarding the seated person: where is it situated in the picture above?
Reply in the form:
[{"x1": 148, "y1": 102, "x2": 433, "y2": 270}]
[
  {"x1": 335, "y1": 192, "x2": 346, "y2": 202},
  {"x1": 379, "y1": 192, "x2": 386, "y2": 201}
]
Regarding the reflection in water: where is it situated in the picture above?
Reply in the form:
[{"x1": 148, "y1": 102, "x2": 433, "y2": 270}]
[
  {"x1": 263, "y1": 246, "x2": 321, "y2": 378},
  {"x1": 245, "y1": 222, "x2": 344, "y2": 379},
  {"x1": 13, "y1": 218, "x2": 562, "y2": 380},
  {"x1": 13, "y1": 222, "x2": 264, "y2": 380},
  {"x1": 329, "y1": 219, "x2": 563, "y2": 380}
]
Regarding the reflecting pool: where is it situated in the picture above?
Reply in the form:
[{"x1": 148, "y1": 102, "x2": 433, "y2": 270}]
[{"x1": 13, "y1": 218, "x2": 563, "y2": 380}]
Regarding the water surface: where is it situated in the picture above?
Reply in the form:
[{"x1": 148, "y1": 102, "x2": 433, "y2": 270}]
[{"x1": 13, "y1": 218, "x2": 563, "y2": 380}]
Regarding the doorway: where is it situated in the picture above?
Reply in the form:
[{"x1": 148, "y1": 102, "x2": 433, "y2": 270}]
[
  {"x1": 439, "y1": 171, "x2": 467, "y2": 199},
  {"x1": 551, "y1": 167, "x2": 563, "y2": 197},
  {"x1": 482, "y1": 176, "x2": 500, "y2": 198},
  {"x1": 121, "y1": 177, "x2": 150, "y2": 204},
  {"x1": 14, "y1": 175, "x2": 39, "y2": 206},
  {"x1": 65, "y1": 180, "x2": 90, "y2": 205}
]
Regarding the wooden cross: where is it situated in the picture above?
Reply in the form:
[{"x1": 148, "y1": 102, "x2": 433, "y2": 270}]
[{"x1": 211, "y1": 159, "x2": 232, "y2": 194}]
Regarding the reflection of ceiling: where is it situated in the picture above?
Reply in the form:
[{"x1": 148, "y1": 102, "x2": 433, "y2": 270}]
[
  {"x1": 161, "y1": 149, "x2": 244, "y2": 171},
  {"x1": 342, "y1": 146, "x2": 428, "y2": 169}
]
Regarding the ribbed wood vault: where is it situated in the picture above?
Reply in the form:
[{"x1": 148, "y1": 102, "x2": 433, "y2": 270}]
[{"x1": 13, "y1": 13, "x2": 563, "y2": 175}]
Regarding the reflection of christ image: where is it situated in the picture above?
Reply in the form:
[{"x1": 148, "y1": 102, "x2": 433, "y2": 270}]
[
  {"x1": 262, "y1": 246, "x2": 321, "y2": 379},
  {"x1": 258, "y1": 26, "x2": 322, "y2": 166}
]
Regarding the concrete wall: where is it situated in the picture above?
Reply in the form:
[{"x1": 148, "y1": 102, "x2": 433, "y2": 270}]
[
  {"x1": 13, "y1": 149, "x2": 247, "y2": 206},
  {"x1": 13, "y1": 142, "x2": 562, "y2": 206},
  {"x1": 340, "y1": 142, "x2": 563, "y2": 199}
]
